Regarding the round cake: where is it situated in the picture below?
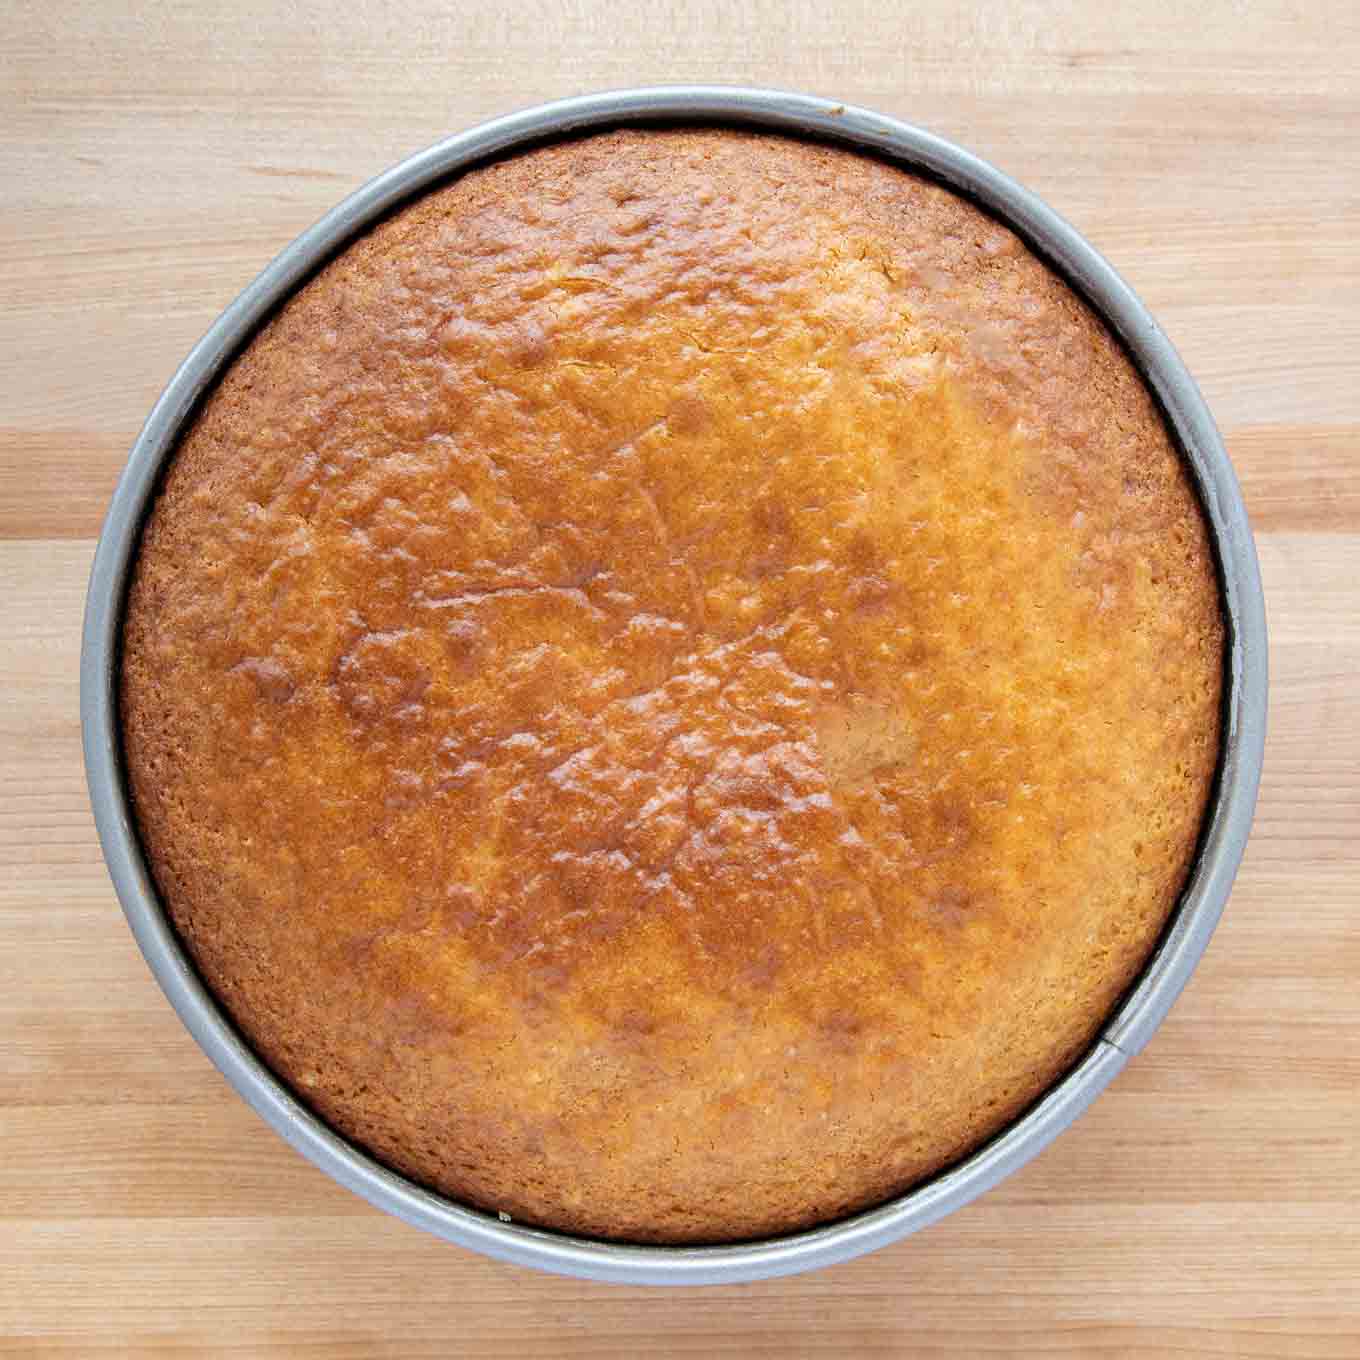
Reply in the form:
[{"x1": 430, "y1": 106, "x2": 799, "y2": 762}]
[{"x1": 121, "y1": 128, "x2": 1223, "y2": 1243}]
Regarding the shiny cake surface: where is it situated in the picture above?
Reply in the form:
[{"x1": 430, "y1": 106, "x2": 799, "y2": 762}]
[{"x1": 122, "y1": 129, "x2": 1223, "y2": 1242}]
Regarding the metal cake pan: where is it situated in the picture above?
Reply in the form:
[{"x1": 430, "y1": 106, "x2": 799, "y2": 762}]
[{"x1": 80, "y1": 87, "x2": 1268, "y2": 1286}]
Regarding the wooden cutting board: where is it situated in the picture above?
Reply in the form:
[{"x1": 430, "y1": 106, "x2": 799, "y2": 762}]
[{"x1": 3, "y1": 3, "x2": 1357, "y2": 1354}]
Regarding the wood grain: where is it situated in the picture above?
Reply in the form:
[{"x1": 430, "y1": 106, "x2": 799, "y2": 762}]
[{"x1": 2, "y1": 1, "x2": 1357, "y2": 1354}]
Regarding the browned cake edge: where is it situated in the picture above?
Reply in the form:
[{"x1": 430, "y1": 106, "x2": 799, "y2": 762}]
[{"x1": 120, "y1": 127, "x2": 1225, "y2": 1244}]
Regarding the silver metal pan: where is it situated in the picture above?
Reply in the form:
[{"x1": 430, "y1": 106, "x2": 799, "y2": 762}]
[{"x1": 81, "y1": 87, "x2": 1269, "y2": 1285}]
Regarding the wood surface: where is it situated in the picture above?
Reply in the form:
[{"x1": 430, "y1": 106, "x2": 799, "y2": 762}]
[{"x1": 2, "y1": 2, "x2": 1357, "y2": 1354}]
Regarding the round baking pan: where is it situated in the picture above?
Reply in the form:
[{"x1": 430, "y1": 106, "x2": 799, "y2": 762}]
[{"x1": 81, "y1": 87, "x2": 1268, "y2": 1285}]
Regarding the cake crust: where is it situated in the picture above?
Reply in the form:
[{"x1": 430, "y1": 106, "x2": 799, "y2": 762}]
[{"x1": 121, "y1": 128, "x2": 1223, "y2": 1243}]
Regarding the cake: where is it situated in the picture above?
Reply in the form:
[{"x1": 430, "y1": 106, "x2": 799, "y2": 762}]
[{"x1": 120, "y1": 128, "x2": 1224, "y2": 1243}]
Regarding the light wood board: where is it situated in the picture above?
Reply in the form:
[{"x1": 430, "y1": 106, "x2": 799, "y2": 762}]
[{"x1": 2, "y1": 2, "x2": 1357, "y2": 1354}]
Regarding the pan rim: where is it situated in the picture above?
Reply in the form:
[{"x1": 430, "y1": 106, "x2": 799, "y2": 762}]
[{"x1": 79, "y1": 84, "x2": 1268, "y2": 1286}]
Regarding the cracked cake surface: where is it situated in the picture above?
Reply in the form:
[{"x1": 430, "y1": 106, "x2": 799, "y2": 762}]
[{"x1": 121, "y1": 127, "x2": 1223, "y2": 1243}]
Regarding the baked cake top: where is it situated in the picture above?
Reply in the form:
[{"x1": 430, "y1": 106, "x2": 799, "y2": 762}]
[{"x1": 121, "y1": 128, "x2": 1223, "y2": 1243}]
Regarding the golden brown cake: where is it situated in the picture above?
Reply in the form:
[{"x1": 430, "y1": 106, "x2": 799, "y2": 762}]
[{"x1": 121, "y1": 128, "x2": 1223, "y2": 1243}]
